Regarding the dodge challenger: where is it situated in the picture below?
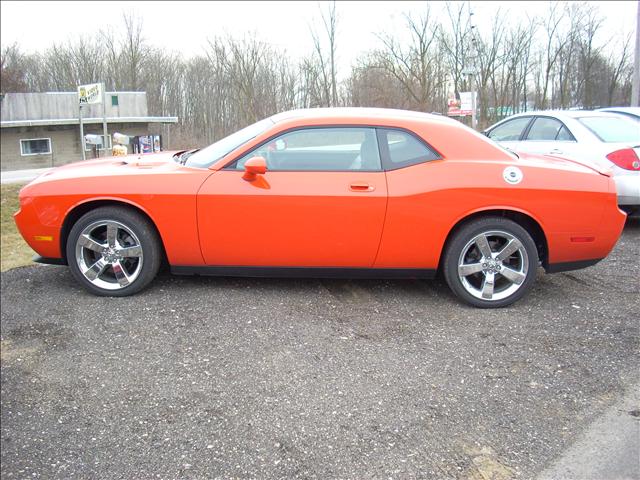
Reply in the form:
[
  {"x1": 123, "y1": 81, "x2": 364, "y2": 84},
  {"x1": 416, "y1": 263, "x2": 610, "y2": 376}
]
[{"x1": 14, "y1": 108, "x2": 626, "y2": 307}]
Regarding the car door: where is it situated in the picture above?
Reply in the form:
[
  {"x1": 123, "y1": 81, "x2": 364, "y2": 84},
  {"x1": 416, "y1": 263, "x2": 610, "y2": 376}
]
[
  {"x1": 516, "y1": 116, "x2": 581, "y2": 158},
  {"x1": 371, "y1": 128, "x2": 448, "y2": 269},
  {"x1": 197, "y1": 126, "x2": 388, "y2": 267}
]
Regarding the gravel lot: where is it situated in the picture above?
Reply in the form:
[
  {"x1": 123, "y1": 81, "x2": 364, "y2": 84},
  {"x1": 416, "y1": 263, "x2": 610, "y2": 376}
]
[{"x1": 2, "y1": 218, "x2": 639, "y2": 479}]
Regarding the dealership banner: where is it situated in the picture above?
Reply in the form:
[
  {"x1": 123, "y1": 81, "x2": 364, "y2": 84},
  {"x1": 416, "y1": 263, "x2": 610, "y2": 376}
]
[
  {"x1": 447, "y1": 97, "x2": 462, "y2": 116},
  {"x1": 447, "y1": 92, "x2": 477, "y2": 117},
  {"x1": 459, "y1": 91, "x2": 477, "y2": 115},
  {"x1": 78, "y1": 83, "x2": 102, "y2": 104}
]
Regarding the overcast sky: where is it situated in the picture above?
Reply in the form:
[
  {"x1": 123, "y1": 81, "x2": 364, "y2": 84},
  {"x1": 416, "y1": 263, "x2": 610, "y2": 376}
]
[{"x1": 1, "y1": 0, "x2": 637, "y2": 77}]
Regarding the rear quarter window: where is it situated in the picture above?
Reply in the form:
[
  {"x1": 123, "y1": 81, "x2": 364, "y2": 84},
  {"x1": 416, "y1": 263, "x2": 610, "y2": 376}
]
[{"x1": 378, "y1": 129, "x2": 440, "y2": 170}]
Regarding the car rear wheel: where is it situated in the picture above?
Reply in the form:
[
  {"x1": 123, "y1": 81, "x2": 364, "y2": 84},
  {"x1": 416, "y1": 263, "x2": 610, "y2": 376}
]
[
  {"x1": 66, "y1": 206, "x2": 161, "y2": 296},
  {"x1": 443, "y1": 217, "x2": 538, "y2": 308}
]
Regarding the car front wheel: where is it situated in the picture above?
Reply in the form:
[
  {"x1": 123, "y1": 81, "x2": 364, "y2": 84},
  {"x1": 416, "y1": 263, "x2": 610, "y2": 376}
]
[
  {"x1": 66, "y1": 206, "x2": 162, "y2": 296},
  {"x1": 443, "y1": 217, "x2": 538, "y2": 308}
]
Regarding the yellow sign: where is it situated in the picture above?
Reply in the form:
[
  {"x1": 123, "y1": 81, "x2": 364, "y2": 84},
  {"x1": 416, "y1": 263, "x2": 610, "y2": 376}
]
[{"x1": 78, "y1": 83, "x2": 102, "y2": 105}]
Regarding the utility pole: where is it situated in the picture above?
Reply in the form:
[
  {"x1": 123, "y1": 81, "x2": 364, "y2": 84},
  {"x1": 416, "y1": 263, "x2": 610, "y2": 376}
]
[
  {"x1": 468, "y1": 1, "x2": 478, "y2": 130},
  {"x1": 101, "y1": 82, "x2": 109, "y2": 156},
  {"x1": 632, "y1": 0, "x2": 640, "y2": 106},
  {"x1": 470, "y1": 72, "x2": 477, "y2": 130}
]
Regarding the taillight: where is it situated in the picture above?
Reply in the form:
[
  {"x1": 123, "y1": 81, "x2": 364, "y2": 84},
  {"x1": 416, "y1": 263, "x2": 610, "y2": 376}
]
[{"x1": 606, "y1": 148, "x2": 640, "y2": 170}]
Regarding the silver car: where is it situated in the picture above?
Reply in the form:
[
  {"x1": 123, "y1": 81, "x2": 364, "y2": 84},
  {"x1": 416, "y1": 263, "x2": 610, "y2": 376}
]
[
  {"x1": 485, "y1": 110, "x2": 640, "y2": 213},
  {"x1": 596, "y1": 106, "x2": 640, "y2": 122}
]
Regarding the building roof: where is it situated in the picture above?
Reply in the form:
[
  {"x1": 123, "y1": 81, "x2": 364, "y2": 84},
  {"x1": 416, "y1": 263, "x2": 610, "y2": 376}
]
[
  {"x1": 496, "y1": 109, "x2": 634, "y2": 120},
  {"x1": 0, "y1": 92, "x2": 178, "y2": 128}
]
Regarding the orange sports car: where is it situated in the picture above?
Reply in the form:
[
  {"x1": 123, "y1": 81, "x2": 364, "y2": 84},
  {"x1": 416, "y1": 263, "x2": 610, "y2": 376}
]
[{"x1": 14, "y1": 108, "x2": 626, "y2": 307}]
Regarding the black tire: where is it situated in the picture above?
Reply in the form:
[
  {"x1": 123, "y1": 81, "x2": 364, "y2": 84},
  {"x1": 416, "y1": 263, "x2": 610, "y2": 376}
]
[
  {"x1": 66, "y1": 206, "x2": 162, "y2": 296},
  {"x1": 443, "y1": 217, "x2": 538, "y2": 308}
]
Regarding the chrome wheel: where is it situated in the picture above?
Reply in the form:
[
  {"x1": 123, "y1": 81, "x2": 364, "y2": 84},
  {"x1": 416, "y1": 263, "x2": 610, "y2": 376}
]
[
  {"x1": 74, "y1": 220, "x2": 144, "y2": 291},
  {"x1": 457, "y1": 230, "x2": 529, "y2": 302}
]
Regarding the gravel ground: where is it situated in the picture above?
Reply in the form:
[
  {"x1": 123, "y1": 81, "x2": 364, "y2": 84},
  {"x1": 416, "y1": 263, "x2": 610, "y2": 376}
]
[{"x1": 1, "y1": 218, "x2": 639, "y2": 480}]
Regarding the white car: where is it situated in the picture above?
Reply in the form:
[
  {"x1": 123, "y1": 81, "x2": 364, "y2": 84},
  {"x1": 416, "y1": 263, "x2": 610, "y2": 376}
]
[
  {"x1": 596, "y1": 106, "x2": 640, "y2": 122},
  {"x1": 485, "y1": 110, "x2": 640, "y2": 213}
]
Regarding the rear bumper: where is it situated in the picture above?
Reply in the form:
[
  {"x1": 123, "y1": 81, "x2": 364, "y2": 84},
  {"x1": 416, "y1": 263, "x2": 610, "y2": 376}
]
[
  {"x1": 613, "y1": 172, "x2": 640, "y2": 206},
  {"x1": 546, "y1": 188, "x2": 626, "y2": 266},
  {"x1": 545, "y1": 258, "x2": 603, "y2": 273}
]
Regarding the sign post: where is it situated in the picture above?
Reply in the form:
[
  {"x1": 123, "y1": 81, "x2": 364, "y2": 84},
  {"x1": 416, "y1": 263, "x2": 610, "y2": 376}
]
[
  {"x1": 78, "y1": 82, "x2": 108, "y2": 157},
  {"x1": 78, "y1": 104, "x2": 86, "y2": 161},
  {"x1": 101, "y1": 82, "x2": 108, "y2": 157}
]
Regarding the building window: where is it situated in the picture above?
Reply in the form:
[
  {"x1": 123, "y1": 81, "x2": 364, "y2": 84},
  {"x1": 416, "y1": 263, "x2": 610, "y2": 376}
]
[
  {"x1": 20, "y1": 138, "x2": 52, "y2": 156},
  {"x1": 84, "y1": 134, "x2": 112, "y2": 151},
  {"x1": 111, "y1": 95, "x2": 119, "y2": 106}
]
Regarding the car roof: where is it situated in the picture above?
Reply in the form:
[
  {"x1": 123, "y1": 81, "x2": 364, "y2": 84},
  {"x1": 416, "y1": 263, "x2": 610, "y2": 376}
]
[
  {"x1": 270, "y1": 107, "x2": 459, "y2": 126},
  {"x1": 508, "y1": 109, "x2": 627, "y2": 119},
  {"x1": 487, "y1": 110, "x2": 631, "y2": 131},
  {"x1": 597, "y1": 106, "x2": 640, "y2": 113}
]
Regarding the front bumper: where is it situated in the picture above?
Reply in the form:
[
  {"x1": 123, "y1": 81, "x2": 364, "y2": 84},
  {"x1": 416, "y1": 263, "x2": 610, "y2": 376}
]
[
  {"x1": 33, "y1": 255, "x2": 67, "y2": 266},
  {"x1": 13, "y1": 199, "x2": 63, "y2": 260}
]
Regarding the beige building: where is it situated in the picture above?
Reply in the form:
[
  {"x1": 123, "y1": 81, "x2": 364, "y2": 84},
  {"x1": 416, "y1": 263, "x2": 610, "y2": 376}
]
[{"x1": 0, "y1": 92, "x2": 177, "y2": 171}]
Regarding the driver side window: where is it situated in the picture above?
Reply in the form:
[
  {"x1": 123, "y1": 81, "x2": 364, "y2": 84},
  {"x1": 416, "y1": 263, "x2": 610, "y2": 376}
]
[{"x1": 230, "y1": 127, "x2": 381, "y2": 172}]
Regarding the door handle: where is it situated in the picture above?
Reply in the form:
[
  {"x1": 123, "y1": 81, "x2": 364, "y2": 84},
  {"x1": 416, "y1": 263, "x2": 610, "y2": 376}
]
[
  {"x1": 548, "y1": 148, "x2": 563, "y2": 155},
  {"x1": 349, "y1": 182, "x2": 375, "y2": 192}
]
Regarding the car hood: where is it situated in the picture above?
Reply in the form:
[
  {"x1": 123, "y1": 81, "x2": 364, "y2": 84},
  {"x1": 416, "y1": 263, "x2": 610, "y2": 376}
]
[{"x1": 28, "y1": 151, "x2": 189, "y2": 185}]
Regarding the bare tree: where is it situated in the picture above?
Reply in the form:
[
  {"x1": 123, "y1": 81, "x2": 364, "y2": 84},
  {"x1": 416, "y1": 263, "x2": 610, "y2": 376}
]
[
  {"x1": 120, "y1": 12, "x2": 148, "y2": 90},
  {"x1": 1, "y1": 43, "x2": 29, "y2": 93},
  {"x1": 309, "y1": 1, "x2": 339, "y2": 107},
  {"x1": 373, "y1": 8, "x2": 442, "y2": 111},
  {"x1": 606, "y1": 33, "x2": 633, "y2": 106},
  {"x1": 494, "y1": 20, "x2": 536, "y2": 118},
  {"x1": 439, "y1": 2, "x2": 472, "y2": 98},
  {"x1": 1, "y1": 1, "x2": 636, "y2": 144},
  {"x1": 538, "y1": 2, "x2": 570, "y2": 109},
  {"x1": 576, "y1": 5, "x2": 604, "y2": 107},
  {"x1": 472, "y1": 9, "x2": 507, "y2": 126},
  {"x1": 346, "y1": 54, "x2": 413, "y2": 109}
]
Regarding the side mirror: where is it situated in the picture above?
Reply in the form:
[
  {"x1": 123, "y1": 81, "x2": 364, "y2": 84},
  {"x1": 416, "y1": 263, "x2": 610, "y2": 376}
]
[{"x1": 242, "y1": 156, "x2": 267, "y2": 181}]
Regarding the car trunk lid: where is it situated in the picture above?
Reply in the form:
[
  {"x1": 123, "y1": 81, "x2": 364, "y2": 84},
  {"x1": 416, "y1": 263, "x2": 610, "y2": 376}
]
[{"x1": 515, "y1": 151, "x2": 611, "y2": 176}]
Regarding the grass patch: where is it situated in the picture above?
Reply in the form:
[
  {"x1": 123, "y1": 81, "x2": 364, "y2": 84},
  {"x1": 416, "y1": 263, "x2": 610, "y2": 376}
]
[{"x1": 1, "y1": 183, "x2": 35, "y2": 271}]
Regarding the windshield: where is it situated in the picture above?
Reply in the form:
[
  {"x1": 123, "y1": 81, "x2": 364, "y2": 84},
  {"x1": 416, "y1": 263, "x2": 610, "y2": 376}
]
[
  {"x1": 185, "y1": 118, "x2": 275, "y2": 168},
  {"x1": 577, "y1": 116, "x2": 640, "y2": 143}
]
